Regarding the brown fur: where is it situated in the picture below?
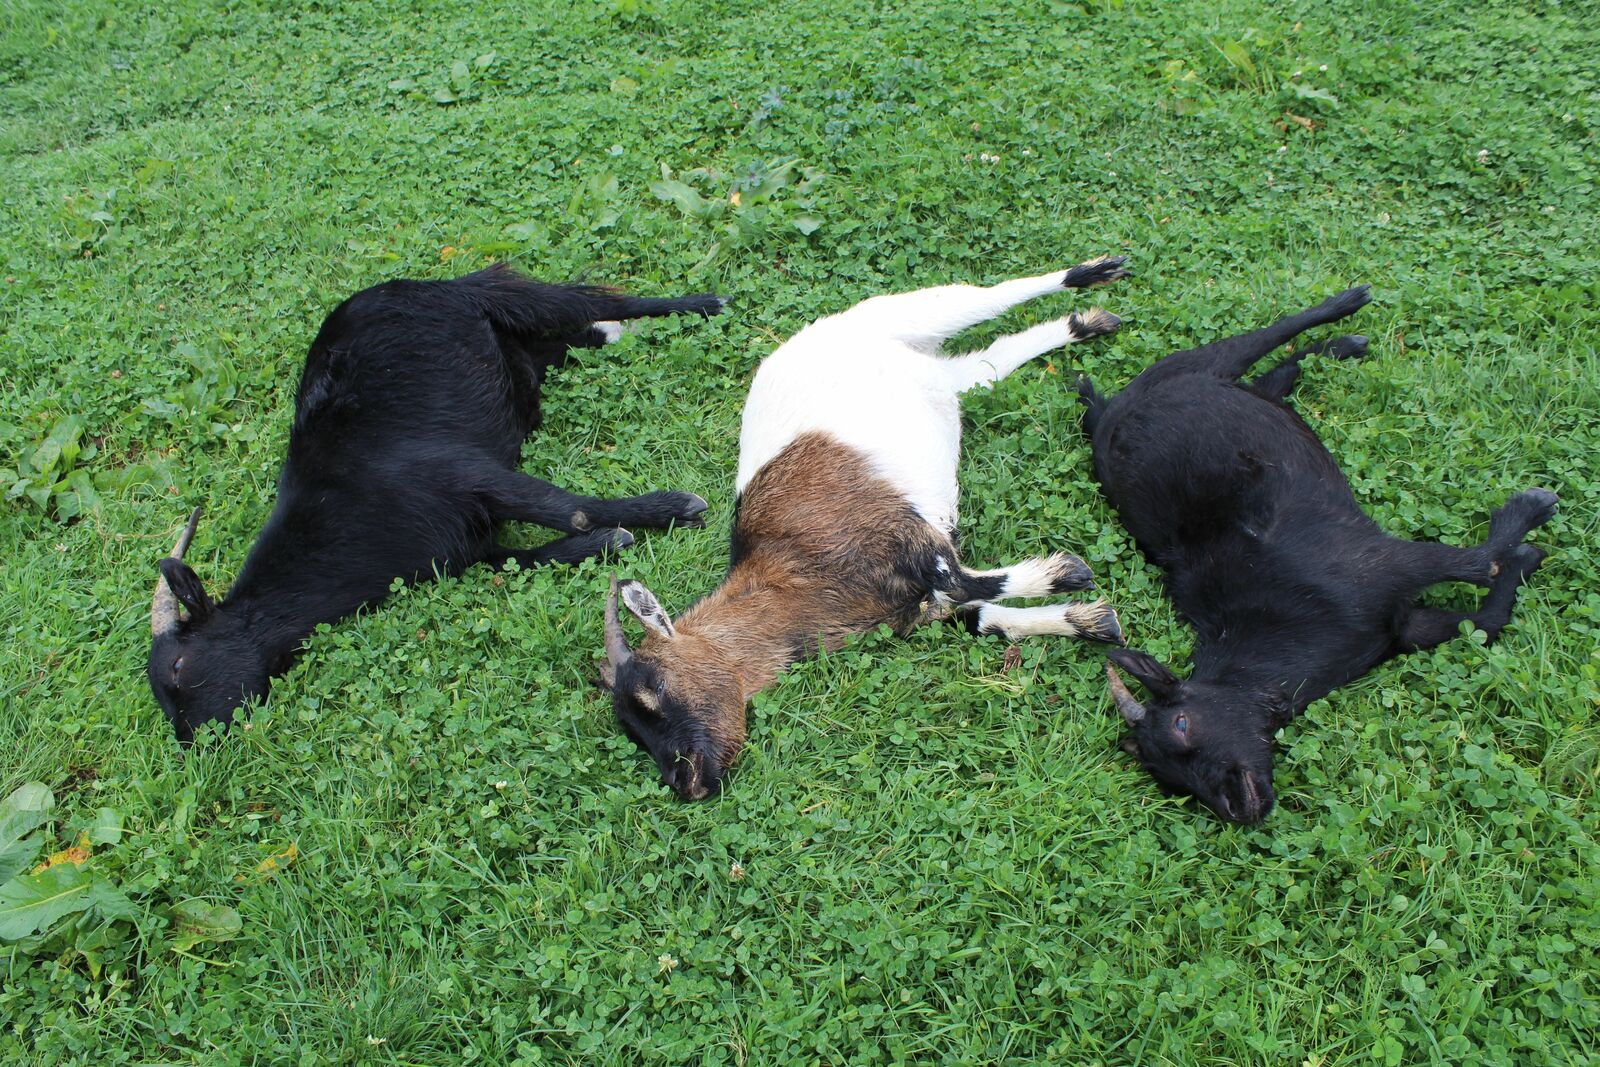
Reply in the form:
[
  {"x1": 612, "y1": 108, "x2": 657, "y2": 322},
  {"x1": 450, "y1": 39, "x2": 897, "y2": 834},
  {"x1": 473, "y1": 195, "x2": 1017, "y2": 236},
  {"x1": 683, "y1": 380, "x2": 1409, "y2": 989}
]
[{"x1": 633, "y1": 431, "x2": 954, "y2": 749}]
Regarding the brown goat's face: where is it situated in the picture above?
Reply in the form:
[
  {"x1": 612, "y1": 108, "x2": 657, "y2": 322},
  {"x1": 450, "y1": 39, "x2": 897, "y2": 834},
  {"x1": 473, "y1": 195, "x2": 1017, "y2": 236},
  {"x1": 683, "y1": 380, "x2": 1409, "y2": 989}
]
[{"x1": 611, "y1": 646, "x2": 747, "y2": 800}]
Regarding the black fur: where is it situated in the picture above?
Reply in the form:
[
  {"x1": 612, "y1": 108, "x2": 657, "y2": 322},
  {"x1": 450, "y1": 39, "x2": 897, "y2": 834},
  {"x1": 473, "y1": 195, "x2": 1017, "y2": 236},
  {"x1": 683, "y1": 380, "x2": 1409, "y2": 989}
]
[
  {"x1": 1081, "y1": 287, "x2": 1555, "y2": 824},
  {"x1": 148, "y1": 265, "x2": 721, "y2": 742}
]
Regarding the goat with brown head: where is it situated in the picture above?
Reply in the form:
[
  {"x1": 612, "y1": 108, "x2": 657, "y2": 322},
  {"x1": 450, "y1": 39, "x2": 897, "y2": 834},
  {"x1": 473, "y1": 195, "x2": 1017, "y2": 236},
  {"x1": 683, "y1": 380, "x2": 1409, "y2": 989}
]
[{"x1": 602, "y1": 259, "x2": 1131, "y2": 799}]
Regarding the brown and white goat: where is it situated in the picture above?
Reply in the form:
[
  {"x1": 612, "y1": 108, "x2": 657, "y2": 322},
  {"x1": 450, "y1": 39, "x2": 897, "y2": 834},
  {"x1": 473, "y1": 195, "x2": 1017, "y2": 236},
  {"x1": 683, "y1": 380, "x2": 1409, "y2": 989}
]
[{"x1": 600, "y1": 258, "x2": 1129, "y2": 799}]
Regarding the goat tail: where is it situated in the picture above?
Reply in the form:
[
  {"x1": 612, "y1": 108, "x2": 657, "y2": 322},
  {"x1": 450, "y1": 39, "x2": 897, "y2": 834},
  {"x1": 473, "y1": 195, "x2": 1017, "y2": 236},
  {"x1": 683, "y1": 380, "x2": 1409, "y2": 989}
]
[
  {"x1": 1076, "y1": 375, "x2": 1109, "y2": 435},
  {"x1": 460, "y1": 263, "x2": 723, "y2": 337}
]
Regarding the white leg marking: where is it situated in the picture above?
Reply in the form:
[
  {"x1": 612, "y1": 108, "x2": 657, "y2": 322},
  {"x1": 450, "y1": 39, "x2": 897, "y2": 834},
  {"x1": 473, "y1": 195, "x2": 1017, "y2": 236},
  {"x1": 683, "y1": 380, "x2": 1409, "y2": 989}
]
[
  {"x1": 838, "y1": 269, "x2": 1081, "y2": 350},
  {"x1": 593, "y1": 320, "x2": 625, "y2": 344},
  {"x1": 964, "y1": 553, "x2": 1093, "y2": 600},
  {"x1": 943, "y1": 317, "x2": 1080, "y2": 392},
  {"x1": 970, "y1": 600, "x2": 1121, "y2": 642}
]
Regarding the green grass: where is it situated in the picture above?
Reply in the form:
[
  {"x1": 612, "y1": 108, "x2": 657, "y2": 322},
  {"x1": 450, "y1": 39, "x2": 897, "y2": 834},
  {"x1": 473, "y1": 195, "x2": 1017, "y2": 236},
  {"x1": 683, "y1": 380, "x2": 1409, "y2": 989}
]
[{"x1": 2, "y1": 0, "x2": 1597, "y2": 1062}]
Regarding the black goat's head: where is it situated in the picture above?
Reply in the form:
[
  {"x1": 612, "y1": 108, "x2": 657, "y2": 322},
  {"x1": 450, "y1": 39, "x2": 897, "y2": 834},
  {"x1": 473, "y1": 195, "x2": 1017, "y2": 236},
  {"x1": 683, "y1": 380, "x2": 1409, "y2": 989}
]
[
  {"x1": 600, "y1": 577, "x2": 747, "y2": 801},
  {"x1": 1105, "y1": 648, "x2": 1290, "y2": 825},
  {"x1": 147, "y1": 509, "x2": 272, "y2": 743}
]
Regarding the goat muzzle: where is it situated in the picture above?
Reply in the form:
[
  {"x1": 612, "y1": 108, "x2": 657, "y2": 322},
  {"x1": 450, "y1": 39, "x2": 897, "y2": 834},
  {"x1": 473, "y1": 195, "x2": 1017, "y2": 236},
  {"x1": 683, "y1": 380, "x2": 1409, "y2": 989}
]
[
  {"x1": 150, "y1": 506, "x2": 202, "y2": 636},
  {"x1": 1106, "y1": 662, "x2": 1146, "y2": 725},
  {"x1": 602, "y1": 574, "x2": 633, "y2": 687}
]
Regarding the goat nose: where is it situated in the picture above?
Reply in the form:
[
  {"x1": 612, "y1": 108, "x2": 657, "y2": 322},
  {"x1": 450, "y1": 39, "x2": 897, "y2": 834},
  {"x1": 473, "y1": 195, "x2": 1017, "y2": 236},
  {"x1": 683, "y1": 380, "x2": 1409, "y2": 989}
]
[
  {"x1": 668, "y1": 751, "x2": 712, "y2": 801},
  {"x1": 1235, "y1": 768, "x2": 1274, "y2": 823}
]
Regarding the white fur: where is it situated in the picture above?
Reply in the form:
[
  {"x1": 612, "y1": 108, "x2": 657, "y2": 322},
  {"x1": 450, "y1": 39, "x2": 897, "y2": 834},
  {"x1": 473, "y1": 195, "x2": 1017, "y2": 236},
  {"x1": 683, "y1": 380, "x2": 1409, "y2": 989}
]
[
  {"x1": 594, "y1": 320, "x2": 625, "y2": 344},
  {"x1": 965, "y1": 553, "x2": 1086, "y2": 600},
  {"x1": 736, "y1": 269, "x2": 1112, "y2": 532},
  {"x1": 970, "y1": 600, "x2": 1117, "y2": 640}
]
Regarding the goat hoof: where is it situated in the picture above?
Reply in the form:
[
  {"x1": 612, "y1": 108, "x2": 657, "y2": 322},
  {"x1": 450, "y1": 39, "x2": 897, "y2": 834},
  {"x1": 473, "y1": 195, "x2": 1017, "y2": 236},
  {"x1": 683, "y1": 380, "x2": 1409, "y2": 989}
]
[
  {"x1": 1323, "y1": 285, "x2": 1372, "y2": 318},
  {"x1": 688, "y1": 294, "x2": 728, "y2": 317},
  {"x1": 1069, "y1": 308, "x2": 1121, "y2": 340},
  {"x1": 678, "y1": 493, "x2": 709, "y2": 525},
  {"x1": 1511, "y1": 487, "x2": 1559, "y2": 528},
  {"x1": 1506, "y1": 542, "x2": 1548, "y2": 578},
  {"x1": 1330, "y1": 334, "x2": 1368, "y2": 359},
  {"x1": 1047, "y1": 553, "x2": 1095, "y2": 593},
  {"x1": 607, "y1": 528, "x2": 635, "y2": 551},
  {"x1": 1082, "y1": 604, "x2": 1125, "y2": 645},
  {"x1": 1061, "y1": 255, "x2": 1130, "y2": 289}
]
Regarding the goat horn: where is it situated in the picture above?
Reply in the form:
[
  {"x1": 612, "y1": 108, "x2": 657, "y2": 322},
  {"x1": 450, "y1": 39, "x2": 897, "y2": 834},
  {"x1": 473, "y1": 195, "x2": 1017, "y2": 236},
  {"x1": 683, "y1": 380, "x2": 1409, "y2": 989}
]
[
  {"x1": 150, "y1": 506, "x2": 202, "y2": 637},
  {"x1": 604, "y1": 574, "x2": 633, "y2": 676},
  {"x1": 1106, "y1": 662, "x2": 1146, "y2": 725}
]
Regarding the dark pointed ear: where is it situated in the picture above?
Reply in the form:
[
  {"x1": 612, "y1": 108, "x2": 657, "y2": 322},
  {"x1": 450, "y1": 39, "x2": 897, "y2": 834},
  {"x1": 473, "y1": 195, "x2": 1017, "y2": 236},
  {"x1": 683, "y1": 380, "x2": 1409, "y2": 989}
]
[
  {"x1": 158, "y1": 558, "x2": 214, "y2": 621},
  {"x1": 1107, "y1": 647, "x2": 1180, "y2": 700},
  {"x1": 618, "y1": 580, "x2": 675, "y2": 640}
]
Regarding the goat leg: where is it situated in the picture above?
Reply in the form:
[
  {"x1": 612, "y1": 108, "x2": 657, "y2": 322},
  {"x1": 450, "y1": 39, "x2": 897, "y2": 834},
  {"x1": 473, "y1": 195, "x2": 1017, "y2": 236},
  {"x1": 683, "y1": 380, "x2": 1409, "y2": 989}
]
[
  {"x1": 1251, "y1": 334, "x2": 1368, "y2": 399},
  {"x1": 486, "y1": 528, "x2": 635, "y2": 569},
  {"x1": 1169, "y1": 286, "x2": 1372, "y2": 381},
  {"x1": 479, "y1": 469, "x2": 707, "y2": 533}
]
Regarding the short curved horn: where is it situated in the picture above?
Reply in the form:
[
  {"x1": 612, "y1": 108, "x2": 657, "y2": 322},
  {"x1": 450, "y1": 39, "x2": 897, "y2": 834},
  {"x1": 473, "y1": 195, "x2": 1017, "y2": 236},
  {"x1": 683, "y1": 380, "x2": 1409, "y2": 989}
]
[
  {"x1": 602, "y1": 574, "x2": 633, "y2": 686},
  {"x1": 1106, "y1": 662, "x2": 1146, "y2": 725},
  {"x1": 150, "y1": 507, "x2": 202, "y2": 637}
]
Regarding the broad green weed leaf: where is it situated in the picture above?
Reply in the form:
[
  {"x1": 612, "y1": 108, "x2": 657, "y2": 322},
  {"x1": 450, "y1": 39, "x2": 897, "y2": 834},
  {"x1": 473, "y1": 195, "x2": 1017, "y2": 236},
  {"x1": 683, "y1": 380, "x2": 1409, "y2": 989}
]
[
  {"x1": 87, "y1": 809, "x2": 124, "y2": 846},
  {"x1": 1287, "y1": 81, "x2": 1340, "y2": 107},
  {"x1": 0, "y1": 834, "x2": 43, "y2": 885},
  {"x1": 0, "y1": 784, "x2": 53, "y2": 880},
  {"x1": 0, "y1": 784, "x2": 53, "y2": 847},
  {"x1": 170, "y1": 899, "x2": 242, "y2": 951},
  {"x1": 0, "y1": 862, "x2": 94, "y2": 940},
  {"x1": 650, "y1": 179, "x2": 719, "y2": 219}
]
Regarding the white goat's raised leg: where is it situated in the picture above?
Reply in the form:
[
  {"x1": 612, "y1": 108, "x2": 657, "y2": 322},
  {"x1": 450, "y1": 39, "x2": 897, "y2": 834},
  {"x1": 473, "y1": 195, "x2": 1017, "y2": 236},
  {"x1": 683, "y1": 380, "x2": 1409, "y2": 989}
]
[
  {"x1": 947, "y1": 552, "x2": 1096, "y2": 601},
  {"x1": 962, "y1": 600, "x2": 1123, "y2": 644},
  {"x1": 942, "y1": 308, "x2": 1122, "y2": 393},
  {"x1": 839, "y1": 256, "x2": 1128, "y2": 351}
]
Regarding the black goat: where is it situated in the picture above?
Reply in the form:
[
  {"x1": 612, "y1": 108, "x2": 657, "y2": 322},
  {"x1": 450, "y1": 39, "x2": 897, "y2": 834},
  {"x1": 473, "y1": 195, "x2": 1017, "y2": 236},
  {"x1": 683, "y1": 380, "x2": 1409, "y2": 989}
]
[
  {"x1": 148, "y1": 265, "x2": 722, "y2": 742},
  {"x1": 1078, "y1": 286, "x2": 1555, "y2": 823}
]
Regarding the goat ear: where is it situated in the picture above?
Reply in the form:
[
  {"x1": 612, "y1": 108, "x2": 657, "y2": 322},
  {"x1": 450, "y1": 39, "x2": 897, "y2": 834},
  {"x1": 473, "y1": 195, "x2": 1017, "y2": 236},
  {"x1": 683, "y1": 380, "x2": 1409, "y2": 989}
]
[
  {"x1": 618, "y1": 580, "x2": 676, "y2": 640},
  {"x1": 158, "y1": 558, "x2": 215, "y2": 621},
  {"x1": 597, "y1": 660, "x2": 618, "y2": 691},
  {"x1": 1108, "y1": 647, "x2": 1179, "y2": 700}
]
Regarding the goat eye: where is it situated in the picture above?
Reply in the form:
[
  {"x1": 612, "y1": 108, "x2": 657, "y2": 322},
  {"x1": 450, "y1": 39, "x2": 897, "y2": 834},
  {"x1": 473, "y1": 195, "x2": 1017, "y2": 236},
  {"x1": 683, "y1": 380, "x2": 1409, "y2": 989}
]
[
  {"x1": 171, "y1": 656, "x2": 185, "y2": 679},
  {"x1": 1174, "y1": 714, "x2": 1188, "y2": 734}
]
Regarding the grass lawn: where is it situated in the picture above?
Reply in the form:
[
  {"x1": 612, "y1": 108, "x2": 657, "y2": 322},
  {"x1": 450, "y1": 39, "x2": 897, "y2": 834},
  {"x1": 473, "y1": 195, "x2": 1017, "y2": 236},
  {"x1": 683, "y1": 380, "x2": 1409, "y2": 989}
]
[{"x1": 2, "y1": 0, "x2": 1597, "y2": 1062}]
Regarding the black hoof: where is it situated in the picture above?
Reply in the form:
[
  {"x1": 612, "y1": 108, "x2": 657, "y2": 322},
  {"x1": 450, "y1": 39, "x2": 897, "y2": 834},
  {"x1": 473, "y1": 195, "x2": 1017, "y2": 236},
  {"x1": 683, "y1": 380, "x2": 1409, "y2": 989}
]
[
  {"x1": 1506, "y1": 487, "x2": 1559, "y2": 532},
  {"x1": 678, "y1": 493, "x2": 709, "y2": 525},
  {"x1": 1049, "y1": 554, "x2": 1095, "y2": 593},
  {"x1": 1062, "y1": 256, "x2": 1130, "y2": 289},
  {"x1": 1082, "y1": 605, "x2": 1125, "y2": 645},
  {"x1": 1329, "y1": 334, "x2": 1369, "y2": 359},
  {"x1": 1502, "y1": 542, "x2": 1547, "y2": 581},
  {"x1": 1069, "y1": 308, "x2": 1121, "y2": 339},
  {"x1": 1320, "y1": 285, "x2": 1372, "y2": 319}
]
